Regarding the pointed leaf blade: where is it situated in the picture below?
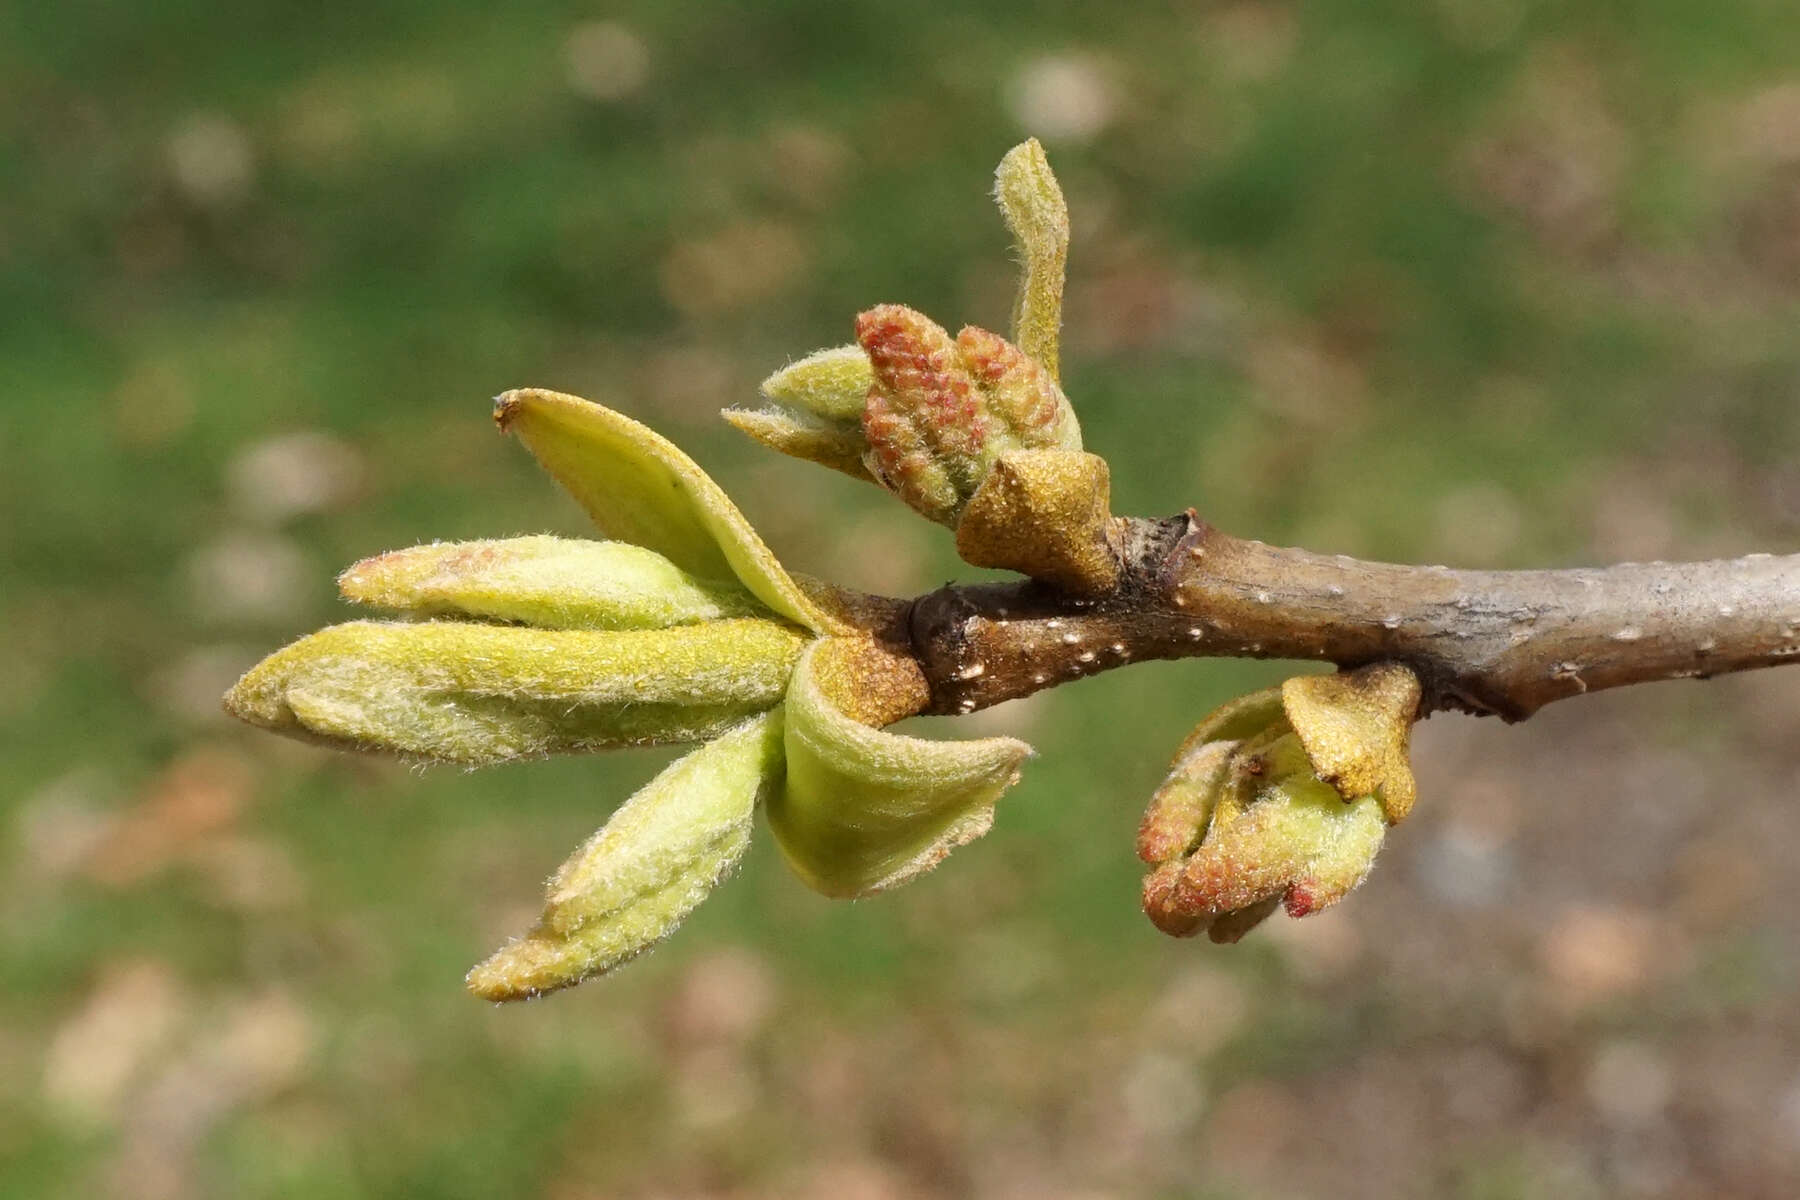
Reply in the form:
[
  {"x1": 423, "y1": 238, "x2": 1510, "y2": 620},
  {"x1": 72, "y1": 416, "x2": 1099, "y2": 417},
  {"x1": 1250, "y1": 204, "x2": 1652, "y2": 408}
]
[
  {"x1": 466, "y1": 711, "x2": 784, "y2": 1001},
  {"x1": 494, "y1": 388, "x2": 841, "y2": 633},
  {"x1": 223, "y1": 618, "x2": 806, "y2": 764},
  {"x1": 339, "y1": 536, "x2": 761, "y2": 630}
]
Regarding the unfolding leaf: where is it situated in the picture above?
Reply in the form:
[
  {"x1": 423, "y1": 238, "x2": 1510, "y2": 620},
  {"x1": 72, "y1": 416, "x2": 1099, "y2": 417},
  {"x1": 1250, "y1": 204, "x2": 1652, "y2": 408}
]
[
  {"x1": 339, "y1": 536, "x2": 760, "y2": 630},
  {"x1": 993, "y1": 138, "x2": 1069, "y2": 381},
  {"x1": 467, "y1": 876, "x2": 716, "y2": 1003},
  {"x1": 722, "y1": 407, "x2": 875, "y2": 483},
  {"x1": 759, "y1": 344, "x2": 874, "y2": 422},
  {"x1": 545, "y1": 710, "x2": 784, "y2": 936},
  {"x1": 1137, "y1": 738, "x2": 1236, "y2": 865},
  {"x1": 767, "y1": 639, "x2": 1032, "y2": 897},
  {"x1": 494, "y1": 389, "x2": 842, "y2": 633},
  {"x1": 1174, "y1": 735, "x2": 1387, "y2": 921},
  {"x1": 1175, "y1": 686, "x2": 1288, "y2": 752},
  {"x1": 465, "y1": 712, "x2": 784, "y2": 1001},
  {"x1": 223, "y1": 618, "x2": 806, "y2": 764}
]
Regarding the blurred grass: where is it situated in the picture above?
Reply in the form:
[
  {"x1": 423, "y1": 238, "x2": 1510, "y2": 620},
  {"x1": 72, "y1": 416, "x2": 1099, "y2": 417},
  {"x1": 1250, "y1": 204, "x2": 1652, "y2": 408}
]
[{"x1": 5, "y1": 2, "x2": 1800, "y2": 1197}]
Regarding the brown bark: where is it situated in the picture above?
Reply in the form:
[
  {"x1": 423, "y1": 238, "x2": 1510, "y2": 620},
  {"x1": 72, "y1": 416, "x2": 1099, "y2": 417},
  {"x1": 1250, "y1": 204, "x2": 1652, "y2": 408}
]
[{"x1": 899, "y1": 511, "x2": 1800, "y2": 721}]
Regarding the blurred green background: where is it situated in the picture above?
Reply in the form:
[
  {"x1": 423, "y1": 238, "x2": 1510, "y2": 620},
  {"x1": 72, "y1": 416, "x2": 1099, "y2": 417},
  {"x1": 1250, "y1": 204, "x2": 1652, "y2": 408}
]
[{"x1": 6, "y1": 2, "x2": 1800, "y2": 1197}]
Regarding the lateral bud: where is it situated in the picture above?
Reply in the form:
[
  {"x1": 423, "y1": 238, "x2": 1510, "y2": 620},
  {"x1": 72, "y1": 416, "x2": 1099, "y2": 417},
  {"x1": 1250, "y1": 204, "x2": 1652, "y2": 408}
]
[
  {"x1": 724, "y1": 346, "x2": 878, "y2": 482},
  {"x1": 1136, "y1": 664, "x2": 1422, "y2": 942}
]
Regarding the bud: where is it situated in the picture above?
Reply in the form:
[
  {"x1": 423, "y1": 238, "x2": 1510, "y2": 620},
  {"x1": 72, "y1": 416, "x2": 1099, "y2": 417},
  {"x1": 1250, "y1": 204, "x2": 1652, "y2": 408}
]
[
  {"x1": 1170, "y1": 734, "x2": 1387, "y2": 925},
  {"x1": 723, "y1": 346, "x2": 879, "y2": 483},
  {"x1": 1137, "y1": 664, "x2": 1421, "y2": 942},
  {"x1": 993, "y1": 138, "x2": 1070, "y2": 382},
  {"x1": 339, "y1": 536, "x2": 760, "y2": 630},
  {"x1": 728, "y1": 141, "x2": 1080, "y2": 511},
  {"x1": 495, "y1": 388, "x2": 841, "y2": 634},
  {"x1": 766, "y1": 638, "x2": 1032, "y2": 897},
  {"x1": 467, "y1": 711, "x2": 783, "y2": 1001},
  {"x1": 759, "y1": 344, "x2": 875, "y2": 421},
  {"x1": 721, "y1": 406, "x2": 874, "y2": 483},
  {"x1": 223, "y1": 617, "x2": 807, "y2": 765},
  {"x1": 855, "y1": 305, "x2": 1083, "y2": 526}
]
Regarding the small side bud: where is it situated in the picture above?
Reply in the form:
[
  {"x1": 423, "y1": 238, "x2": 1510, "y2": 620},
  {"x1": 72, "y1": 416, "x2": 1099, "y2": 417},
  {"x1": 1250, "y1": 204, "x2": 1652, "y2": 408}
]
[
  {"x1": 993, "y1": 138, "x2": 1070, "y2": 381},
  {"x1": 339, "y1": 536, "x2": 760, "y2": 630},
  {"x1": 724, "y1": 345, "x2": 880, "y2": 483},
  {"x1": 1171, "y1": 734, "x2": 1387, "y2": 923},
  {"x1": 1136, "y1": 672, "x2": 1416, "y2": 943},
  {"x1": 466, "y1": 712, "x2": 783, "y2": 1001}
]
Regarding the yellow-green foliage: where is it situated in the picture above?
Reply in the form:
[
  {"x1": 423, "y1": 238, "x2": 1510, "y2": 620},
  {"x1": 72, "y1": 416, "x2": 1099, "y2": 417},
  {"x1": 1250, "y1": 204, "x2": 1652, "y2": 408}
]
[
  {"x1": 466, "y1": 712, "x2": 783, "y2": 1001},
  {"x1": 544, "y1": 710, "x2": 784, "y2": 937},
  {"x1": 222, "y1": 618, "x2": 806, "y2": 764},
  {"x1": 339, "y1": 536, "x2": 761, "y2": 630},
  {"x1": 993, "y1": 137, "x2": 1069, "y2": 382},
  {"x1": 495, "y1": 387, "x2": 841, "y2": 633},
  {"x1": 768, "y1": 639, "x2": 1032, "y2": 897},
  {"x1": 721, "y1": 406, "x2": 874, "y2": 483},
  {"x1": 723, "y1": 346, "x2": 878, "y2": 482},
  {"x1": 759, "y1": 344, "x2": 874, "y2": 421}
]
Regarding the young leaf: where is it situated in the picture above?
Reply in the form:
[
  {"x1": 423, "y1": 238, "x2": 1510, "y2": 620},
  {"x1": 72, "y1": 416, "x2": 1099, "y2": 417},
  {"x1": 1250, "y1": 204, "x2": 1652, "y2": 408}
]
[
  {"x1": 993, "y1": 138, "x2": 1069, "y2": 381},
  {"x1": 766, "y1": 638, "x2": 1032, "y2": 897},
  {"x1": 544, "y1": 709, "x2": 784, "y2": 936},
  {"x1": 721, "y1": 407, "x2": 875, "y2": 483},
  {"x1": 494, "y1": 389, "x2": 843, "y2": 633},
  {"x1": 465, "y1": 711, "x2": 784, "y2": 1001},
  {"x1": 759, "y1": 344, "x2": 875, "y2": 422},
  {"x1": 339, "y1": 536, "x2": 760, "y2": 630},
  {"x1": 223, "y1": 618, "x2": 807, "y2": 764}
]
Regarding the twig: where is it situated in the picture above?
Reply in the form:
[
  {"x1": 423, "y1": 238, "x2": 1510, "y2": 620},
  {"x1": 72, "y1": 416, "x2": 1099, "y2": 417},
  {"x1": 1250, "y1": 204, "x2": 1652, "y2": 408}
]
[{"x1": 894, "y1": 511, "x2": 1800, "y2": 721}]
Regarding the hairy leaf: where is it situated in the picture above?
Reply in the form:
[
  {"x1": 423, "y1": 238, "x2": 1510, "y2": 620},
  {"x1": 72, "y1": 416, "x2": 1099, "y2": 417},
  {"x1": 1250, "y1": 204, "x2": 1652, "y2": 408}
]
[
  {"x1": 223, "y1": 618, "x2": 806, "y2": 764},
  {"x1": 339, "y1": 536, "x2": 760, "y2": 630},
  {"x1": 495, "y1": 388, "x2": 842, "y2": 633},
  {"x1": 767, "y1": 639, "x2": 1031, "y2": 897}
]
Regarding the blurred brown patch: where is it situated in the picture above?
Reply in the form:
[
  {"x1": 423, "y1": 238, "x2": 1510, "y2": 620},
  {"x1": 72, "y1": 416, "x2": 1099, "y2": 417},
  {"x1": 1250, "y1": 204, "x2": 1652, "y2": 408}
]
[
  {"x1": 659, "y1": 221, "x2": 810, "y2": 318},
  {"x1": 1535, "y1": 903, "x2": 1674, "y2": 1012},
  {"x1": 83, "y1": 747, "x2": 256, "y2": 887},
  {"x1": 1458, "y1": 49, "x2": 1626, "y2": 254},
  {"x1": 43, "y1": 959, "x2": 189, "y2": 1126}
]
